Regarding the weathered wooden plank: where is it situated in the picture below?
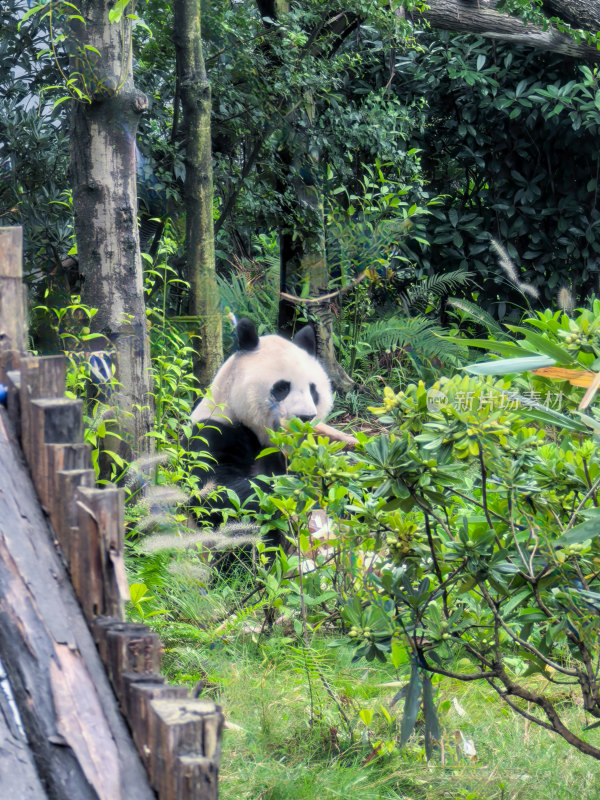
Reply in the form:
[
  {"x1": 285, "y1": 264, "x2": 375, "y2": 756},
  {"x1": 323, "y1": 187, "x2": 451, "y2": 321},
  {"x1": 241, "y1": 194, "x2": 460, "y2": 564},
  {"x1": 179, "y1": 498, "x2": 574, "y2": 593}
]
[
  {"x1": 175, "y1": 756, "x2": 220, "y2": 800},
  {"x1": 91, "y1": 619, "x2": 162, "y2": 701},
  {"x1": 45, "y1": 443, "x2": 91, "y2": 539},
  {"x1": 124, "y1": 677, "x2": 188, "y2": 769},
  {"x1": 0, "y1": 655, "x2": 48, "y2": 799},
  {"x1": 28, "y1": 397, "x2": 83, "y2": 507},
  {"x1": 0, "y1": 406, "x2": 155, "y2": 800},
  {"x1": 54, "y1": 467, "x2": 96, "y2": 563},
  {"x1": 0, "y1": 227, "x2": 26, "y2": 380}
]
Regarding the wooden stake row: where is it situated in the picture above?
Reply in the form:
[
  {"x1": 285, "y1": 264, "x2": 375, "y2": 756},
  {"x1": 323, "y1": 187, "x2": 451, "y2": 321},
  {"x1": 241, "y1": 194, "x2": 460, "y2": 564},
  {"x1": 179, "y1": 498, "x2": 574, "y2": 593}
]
[
  {"x1": 0, "y1": 227, "x2": 224, "y2": 800},
  {"x1": 91, "y1": 618, "x2": 223, "y2": 799}
]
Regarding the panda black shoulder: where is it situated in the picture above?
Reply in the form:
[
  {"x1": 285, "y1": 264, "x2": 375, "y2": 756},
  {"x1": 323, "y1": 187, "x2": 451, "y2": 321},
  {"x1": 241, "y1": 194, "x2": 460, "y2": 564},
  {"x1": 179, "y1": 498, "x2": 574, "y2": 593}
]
[
  {"x1": 186, "y1": 420, "x2": 285, "y2": 488},
  {"x1": 187, "y1": 420, "x2": 258, "y2": 462}
]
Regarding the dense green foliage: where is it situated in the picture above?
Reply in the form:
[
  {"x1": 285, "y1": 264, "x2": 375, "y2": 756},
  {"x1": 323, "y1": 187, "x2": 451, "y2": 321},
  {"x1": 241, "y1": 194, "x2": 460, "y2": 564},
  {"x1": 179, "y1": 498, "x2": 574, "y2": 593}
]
[
  {"x1": 6, "y1": 0, "x2": 600, "y2": 330},
  {"x1": 120, "y1": 296, "x2": 600, "y2": 764},
  {"x1": 5, "y1": 0, "x2": 600, "y2": 784},
  {"x1": 396, "y1": 37, "x2": 600, "y2": 315}
]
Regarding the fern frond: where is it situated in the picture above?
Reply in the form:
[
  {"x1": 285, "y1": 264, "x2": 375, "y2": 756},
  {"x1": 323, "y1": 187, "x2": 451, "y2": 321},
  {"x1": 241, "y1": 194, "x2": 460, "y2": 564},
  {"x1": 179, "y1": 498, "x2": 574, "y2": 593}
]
[
  {"x1": 217, "y1": 272, "x2": 278, "y2": 332},
  {"x1": 361, "y1": 315, "x2": 464, "y2": 366},
  {"x1": 446, "y1": 297, "x2": 507, "y2": 338},
  {"x1": 402, "y1": 269, "x2": 473, "y2": 312}
]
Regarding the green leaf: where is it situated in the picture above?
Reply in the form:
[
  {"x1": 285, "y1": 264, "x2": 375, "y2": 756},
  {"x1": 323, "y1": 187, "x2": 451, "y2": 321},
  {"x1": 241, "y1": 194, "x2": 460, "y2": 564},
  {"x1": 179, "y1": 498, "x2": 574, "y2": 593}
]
[
  {"x1": 108, "y1": 0, "x2": 131, "y2": 24},
  {"x1": 555, "y1": 510, "x2": 600, "y2": 545},
  {"x1": 502, "y1": 587, "x2": 531, "y2": 617},
  {"x1": 422, "y1": 674, "x2": 442, "y2": 761},
  {"x1": 129, "y1": 583, "x2": 149, "y2": 604},
  {"x1": 399, "y1": 661, "x2": 422, "y2": 748},
  {"x1": 444, "y1": 337, "x2": 538, "y2": 358},
  {"x1": 504, "y1": 326, "x2": 576, "y2": 364},
  {"x1": 578, "y1": 413, "x2": 600, "y2": 433},
  {"x1": 17, "y1": 3, "x2": 44, "y2": 29},
  {"x1": 390, "y1": 638, "x2": 407, "y2": 670},
  {"x1": 359, "y1": 708, "x2": 374, "y2": 727},
  {"x1": 466, "y1": 355, "x2": 555, "y2": 376},
  {"x1": 518, "y1": 405, "x2": 589, "y2": 433},
  {"x1": 52, "y1": 96, "x2": 72, "y2": 110}
]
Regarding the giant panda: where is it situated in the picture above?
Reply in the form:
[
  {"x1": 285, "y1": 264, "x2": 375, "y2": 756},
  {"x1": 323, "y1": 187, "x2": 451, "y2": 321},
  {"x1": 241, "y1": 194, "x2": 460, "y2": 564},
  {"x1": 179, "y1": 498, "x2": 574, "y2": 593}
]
[{"x1": 186, "y1": 318, "x2": 333, "y2": 515}]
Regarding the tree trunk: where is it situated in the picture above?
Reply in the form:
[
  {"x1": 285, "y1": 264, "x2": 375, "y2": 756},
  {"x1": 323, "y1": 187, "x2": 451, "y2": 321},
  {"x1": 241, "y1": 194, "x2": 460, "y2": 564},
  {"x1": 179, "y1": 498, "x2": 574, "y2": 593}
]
[
  {"x1": 173, "y1": 0, "x2": 223, "y2": 388},
  {"x1": 70, "y1": 1, "x2": 153, "y2": 460},
  {"x1": 264, "y1": 0, "x2": 353, "y2": 393},
  {"x1": 415, "y1": 0, "x2": 600, "y2": 59},
  {"x1": 298, "y1": 177, "x2": 355, "y2": 393}
]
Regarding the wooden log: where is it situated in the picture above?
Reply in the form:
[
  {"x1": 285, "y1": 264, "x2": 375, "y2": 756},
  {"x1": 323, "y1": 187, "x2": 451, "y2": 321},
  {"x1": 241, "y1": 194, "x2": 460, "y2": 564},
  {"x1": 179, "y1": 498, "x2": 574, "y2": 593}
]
[
  {"x1": 175, "y1": 756, "x2": 219, "y2": 800},
  {"x1": 0, "y1": 406, "x2": 154, "y2": 799},
  {"x1": 54, "y1": 467, "x2": 96, "y2": 562},
  {"x1": 28, "y1": 397, "x2": 83, "y2": 507},
  {"x1": 98, "y1": 622, "x2": 162, "y2": 709},
  {"x1": 19, "y1": 356, "x2": 67, "y2": 466},
  {"x1": 0, "y1": 227, "x2": 26, "y2": 381},
  {"x1": 0, "y1": 654, "x2": 49, "y2": 799},
  {"x1": 75, "y1": 486, "x2": 127, "y2": 620},
  {"x1": 148, "y1": 698, "x2": 224, "y2": 800}
]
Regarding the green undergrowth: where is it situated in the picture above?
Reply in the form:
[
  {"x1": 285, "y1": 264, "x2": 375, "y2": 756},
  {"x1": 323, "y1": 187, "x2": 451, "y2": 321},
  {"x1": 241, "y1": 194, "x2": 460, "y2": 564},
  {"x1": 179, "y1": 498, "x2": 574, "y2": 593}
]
[{"x1": 128, "y1": 576, "x2": 600, "y2": 800}]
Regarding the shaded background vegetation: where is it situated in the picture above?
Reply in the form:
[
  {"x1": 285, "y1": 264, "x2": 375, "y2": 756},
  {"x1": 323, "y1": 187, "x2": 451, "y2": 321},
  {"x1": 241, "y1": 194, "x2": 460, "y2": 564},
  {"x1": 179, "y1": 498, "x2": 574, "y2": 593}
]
[{"x1": 3, "y1": 0, "x2": 600, "y2": 325}]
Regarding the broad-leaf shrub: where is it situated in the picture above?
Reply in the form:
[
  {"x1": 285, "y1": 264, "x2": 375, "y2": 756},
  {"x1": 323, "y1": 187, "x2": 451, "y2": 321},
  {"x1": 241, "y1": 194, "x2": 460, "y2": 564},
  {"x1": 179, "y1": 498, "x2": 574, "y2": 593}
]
[
  {"x1": 254, "y1": 304, "x2": 600, "y2": 758},
  {"x1": 342, "y1": 339, "x2": 600, "y2": 757}
]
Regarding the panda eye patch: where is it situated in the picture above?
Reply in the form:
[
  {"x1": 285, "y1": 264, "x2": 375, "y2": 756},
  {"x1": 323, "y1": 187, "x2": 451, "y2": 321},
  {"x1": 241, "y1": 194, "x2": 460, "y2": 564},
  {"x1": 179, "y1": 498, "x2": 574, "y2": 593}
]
[
  {"x1": 271, "y1": 380, "x2": 291, "y2": 401},
  {"x1": 310, "y1": 382, "x2": 320, "y2": 405}
]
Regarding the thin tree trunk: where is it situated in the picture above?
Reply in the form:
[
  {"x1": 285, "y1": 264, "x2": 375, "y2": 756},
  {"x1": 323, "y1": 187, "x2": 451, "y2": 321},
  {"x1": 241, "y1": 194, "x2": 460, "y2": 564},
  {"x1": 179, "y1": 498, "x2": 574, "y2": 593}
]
[
  {"x1": 173, "y1": 0, "x2": 223, "y2": 388},
  {"x1": 70, "y1": 1, "x2": 153, "y2": 460},
  {"x1": 299, "y1": 178, "x2": 355, "y2": 393},
  {"x1": 265, "y1": 0, "x2": 353, "y2": 392}
]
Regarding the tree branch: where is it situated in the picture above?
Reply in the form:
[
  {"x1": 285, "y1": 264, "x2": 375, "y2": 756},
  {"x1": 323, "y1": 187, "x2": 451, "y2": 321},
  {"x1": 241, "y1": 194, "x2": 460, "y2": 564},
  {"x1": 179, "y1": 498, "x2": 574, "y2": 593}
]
[{"x1": 409, "y1": 0, "x2": 600, "y2": 60}]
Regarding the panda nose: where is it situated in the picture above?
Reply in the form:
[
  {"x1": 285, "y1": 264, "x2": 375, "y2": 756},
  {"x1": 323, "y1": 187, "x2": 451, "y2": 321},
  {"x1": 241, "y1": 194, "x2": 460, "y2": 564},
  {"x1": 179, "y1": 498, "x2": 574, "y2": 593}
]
[{"x1": 298, "y1": 414, "x2": 315, "y2": 423}]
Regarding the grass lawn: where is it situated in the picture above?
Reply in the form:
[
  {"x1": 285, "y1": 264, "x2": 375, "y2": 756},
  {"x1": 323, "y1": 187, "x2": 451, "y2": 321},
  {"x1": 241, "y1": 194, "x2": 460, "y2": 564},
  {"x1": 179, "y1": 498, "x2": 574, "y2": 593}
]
[{"x1": 150, "y1": 590, "x2": 600, "y2": 800}]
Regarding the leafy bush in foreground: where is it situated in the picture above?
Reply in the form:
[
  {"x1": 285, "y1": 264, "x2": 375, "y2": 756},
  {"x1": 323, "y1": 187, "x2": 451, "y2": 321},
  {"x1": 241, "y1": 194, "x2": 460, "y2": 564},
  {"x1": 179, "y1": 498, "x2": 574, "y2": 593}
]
[{"x1": 249, "y1": 303, "x2": 600, "y2": 760}]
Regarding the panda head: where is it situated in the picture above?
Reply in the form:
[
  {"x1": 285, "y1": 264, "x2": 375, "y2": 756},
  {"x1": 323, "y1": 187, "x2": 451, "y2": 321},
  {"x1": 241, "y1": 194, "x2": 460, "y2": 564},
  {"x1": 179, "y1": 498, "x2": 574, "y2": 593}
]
[{"x1": 191, "y1": 318, "x2": 333, "y2": 445}]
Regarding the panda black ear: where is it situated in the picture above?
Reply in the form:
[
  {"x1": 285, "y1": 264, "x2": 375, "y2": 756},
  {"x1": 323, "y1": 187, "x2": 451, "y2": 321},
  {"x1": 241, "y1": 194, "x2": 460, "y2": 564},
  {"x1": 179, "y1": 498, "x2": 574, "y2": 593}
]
[
  {"x1": 236, "y1": 318, "x2": 260, "y2": 351},
  {"x1": 293, "y1": 324, "x2": 316, "y2": 357}
]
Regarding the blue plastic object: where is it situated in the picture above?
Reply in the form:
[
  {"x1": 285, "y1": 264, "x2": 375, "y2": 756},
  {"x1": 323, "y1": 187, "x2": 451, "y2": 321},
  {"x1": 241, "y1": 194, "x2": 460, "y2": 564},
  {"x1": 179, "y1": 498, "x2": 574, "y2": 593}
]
[{"x1": 0, "y1": 384, "x2": 7, "y2": 406}]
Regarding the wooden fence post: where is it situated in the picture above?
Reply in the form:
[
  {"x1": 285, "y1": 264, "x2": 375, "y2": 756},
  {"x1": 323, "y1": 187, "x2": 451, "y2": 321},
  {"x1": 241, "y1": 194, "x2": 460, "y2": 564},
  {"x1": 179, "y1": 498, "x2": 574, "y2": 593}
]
[
  {"x1": 0, "y1": 227, "x2": 225, "y2": 799},
  {"x1": 148, "y1": 699, "x2": 224, "y2": 800},
  {"x1": 20, "y1": 355, "x2": 67, "y2": 467},
  {"x1": 75, "y1": 486, "x2": 128, "y2": 621}
]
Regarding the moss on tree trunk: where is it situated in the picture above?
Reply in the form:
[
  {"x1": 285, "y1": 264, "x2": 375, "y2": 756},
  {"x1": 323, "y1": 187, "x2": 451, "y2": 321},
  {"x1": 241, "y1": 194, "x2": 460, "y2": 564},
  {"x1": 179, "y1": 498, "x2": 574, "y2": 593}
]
[
  {"x1": 70, "y1": 0, "x2": 153, "y2": 459},
  {"x1": 173, "y1": 0, "x2": 223, "y2": 388}
]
